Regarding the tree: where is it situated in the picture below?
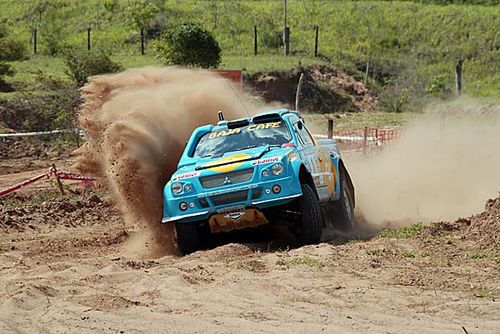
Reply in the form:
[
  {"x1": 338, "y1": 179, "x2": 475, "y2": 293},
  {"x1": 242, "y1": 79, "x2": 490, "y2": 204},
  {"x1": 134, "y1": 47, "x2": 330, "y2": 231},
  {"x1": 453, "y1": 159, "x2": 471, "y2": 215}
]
[
  {"x1": 0, "y1": 24, "x2": 28, "y2": 91},
  {"x1": 126, "y1": 0, "x2": 159, "y2": 54},
  {"x1": 157, "y1": 22, "x2": 221, "y2": 68}
]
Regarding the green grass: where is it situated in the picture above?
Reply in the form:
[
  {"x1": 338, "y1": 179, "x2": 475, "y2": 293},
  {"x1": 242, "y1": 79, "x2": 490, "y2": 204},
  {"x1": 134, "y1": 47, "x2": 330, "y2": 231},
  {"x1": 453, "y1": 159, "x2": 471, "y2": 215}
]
[
  {"x1": 276, "y1": 256, "x2": 324, "y2": 268},
  {"x1": 381, "y1": 222, "x2": 423, "y2": 239},
  {"x1": 469, "y1": 251, "x2": 488, "y2": 260},
  {"x1": 0, "y1": 0, "x2": 498, "y2": 100},
  {"x1": 303, "y1": 112, "x2": 418, "y2": 131},
  {"x1": 473, "y1": 289, "x2": 494, "y2": 298},
  {"x1": 402, "y1": 250, "x2": 416, "y2": 258}
]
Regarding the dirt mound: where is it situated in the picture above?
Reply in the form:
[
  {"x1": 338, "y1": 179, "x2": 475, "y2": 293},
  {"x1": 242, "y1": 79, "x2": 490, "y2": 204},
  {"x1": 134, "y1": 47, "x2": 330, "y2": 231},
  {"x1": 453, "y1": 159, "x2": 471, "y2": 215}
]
[
  {"x1": 247, "y1": 64, "x2": 377, "y2": 113},
  {"x1": 467, "y1": 196, "x2": 500, "y2": 251},
  {"x1": 412, "y1": 195, "x2": 500, "y2": 253},
  {"x1": 0, "y1": 191, "x2": 118, "y2": 233}
]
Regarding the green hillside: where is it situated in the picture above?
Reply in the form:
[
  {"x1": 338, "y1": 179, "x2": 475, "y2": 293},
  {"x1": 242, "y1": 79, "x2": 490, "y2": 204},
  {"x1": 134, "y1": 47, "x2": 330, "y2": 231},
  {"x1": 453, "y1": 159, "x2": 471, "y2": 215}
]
[{"x1": 0, "y1": 0, "x2": 498, "y2": 109}]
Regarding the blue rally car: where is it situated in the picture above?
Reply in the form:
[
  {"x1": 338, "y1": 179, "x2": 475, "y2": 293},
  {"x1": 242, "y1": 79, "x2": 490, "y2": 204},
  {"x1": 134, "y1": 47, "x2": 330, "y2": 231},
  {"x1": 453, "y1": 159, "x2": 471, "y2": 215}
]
[{"x1": 163, "y1": 109, "x2": 355, "y2": 254}]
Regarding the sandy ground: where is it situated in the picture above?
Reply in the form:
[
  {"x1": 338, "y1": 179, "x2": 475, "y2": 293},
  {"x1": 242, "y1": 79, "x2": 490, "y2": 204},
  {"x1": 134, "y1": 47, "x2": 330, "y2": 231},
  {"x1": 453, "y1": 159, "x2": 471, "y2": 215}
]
[{"x1": 1, "y1": 142, "x2": 499, "y2": 334}]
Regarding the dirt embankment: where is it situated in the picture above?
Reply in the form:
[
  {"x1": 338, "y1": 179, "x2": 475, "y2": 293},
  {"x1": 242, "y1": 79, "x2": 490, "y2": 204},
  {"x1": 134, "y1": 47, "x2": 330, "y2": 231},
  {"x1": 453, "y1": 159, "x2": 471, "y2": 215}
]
[{"x1": 247, "y1": 64, "x2": 377, "y2": 113}]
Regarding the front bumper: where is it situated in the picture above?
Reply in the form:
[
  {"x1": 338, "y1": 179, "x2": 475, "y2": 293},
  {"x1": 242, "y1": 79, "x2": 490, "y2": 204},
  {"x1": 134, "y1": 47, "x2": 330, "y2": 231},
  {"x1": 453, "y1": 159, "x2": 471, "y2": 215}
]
[{"x1": 162, "y1": 175, "x2": 302, "y2": 224}]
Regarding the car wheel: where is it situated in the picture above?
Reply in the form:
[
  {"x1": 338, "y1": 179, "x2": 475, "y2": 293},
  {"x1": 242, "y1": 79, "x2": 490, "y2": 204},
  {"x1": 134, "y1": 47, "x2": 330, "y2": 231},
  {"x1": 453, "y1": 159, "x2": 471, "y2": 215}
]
[
  {"x1": 295, "y1": 183, "x2": 323, "y2": 245},
  {"x1": 174, "y1": 222, "x2": 200, "y2": 255},
  {"x1": 334, "y1": 172, "x2": 356, "y2": 232}
]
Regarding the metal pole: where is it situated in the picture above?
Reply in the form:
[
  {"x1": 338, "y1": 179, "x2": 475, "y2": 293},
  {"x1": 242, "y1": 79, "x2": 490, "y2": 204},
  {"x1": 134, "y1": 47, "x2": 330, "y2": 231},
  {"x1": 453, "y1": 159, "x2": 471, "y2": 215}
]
[{"x1": 295, "y1": 73, "x2": 304, "y2": 111}]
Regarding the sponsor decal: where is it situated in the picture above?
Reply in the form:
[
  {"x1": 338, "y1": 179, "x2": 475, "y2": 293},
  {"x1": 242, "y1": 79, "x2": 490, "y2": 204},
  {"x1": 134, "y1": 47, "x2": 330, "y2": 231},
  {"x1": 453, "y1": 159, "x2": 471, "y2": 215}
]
[
  {"x1": 207, "y1": 122, "x2": 282, "y2": 139},
  {"x1": 251, "y1": 156, "x2": 280, "y2": 166},
  {"x1": 287, "y1": 151, "x2": 298, "y2": 162},
  {"x1": 172, "y1": 171, "x2": 200, "y2": 181},
  {"x1": 217, "y1": 206, "x2": 246, "y2": 221}
]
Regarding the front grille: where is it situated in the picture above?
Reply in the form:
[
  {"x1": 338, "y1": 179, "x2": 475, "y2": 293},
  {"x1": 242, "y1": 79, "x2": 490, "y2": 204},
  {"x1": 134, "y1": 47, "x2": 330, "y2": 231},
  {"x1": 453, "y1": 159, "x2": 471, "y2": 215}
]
[
  {"x1": 200, "y1": 168, "x2": 254, "y2": 189},
  {"x1": 211, "y1": 190, "x2": 248, "y2": 206}
]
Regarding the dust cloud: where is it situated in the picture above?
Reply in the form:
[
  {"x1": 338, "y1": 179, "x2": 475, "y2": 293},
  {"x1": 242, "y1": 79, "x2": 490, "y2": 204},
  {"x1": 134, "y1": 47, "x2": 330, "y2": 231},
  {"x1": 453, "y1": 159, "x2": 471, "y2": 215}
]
[
  {"x1": 73, "y1": 67, "x2": 254, "y2": 257},
  {"x1": 348, "y1": 99, "x2": 500, "y2": 227}
]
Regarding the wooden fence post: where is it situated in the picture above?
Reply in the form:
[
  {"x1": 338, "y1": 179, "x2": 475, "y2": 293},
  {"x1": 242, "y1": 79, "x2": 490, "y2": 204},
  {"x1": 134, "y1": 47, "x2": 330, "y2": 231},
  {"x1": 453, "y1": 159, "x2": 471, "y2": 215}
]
[
  {"x1": 314, "y1": 25, "x2": 319, "y2": 58},
  {"x1": 33, "y1": 28, "x2": 37, "y2": 54},
  {"x1": 327, "y1": 119, "x2": 333, "y2": 139},
  {"x1": 87, "y1": 27, "x2": 91, "y2": 50},
  {"x1": 254, "y1": 26, "x2": 258, "y2": 55},
  {"x1": 140, "y1": 28, "x2": 145, "y2": 55},
  {"x1": 51, "y1": 164, "x2": 65, "y2": 196},
  {"x1": 455, "y1": 59, "x2": 463, "y2": 96}
]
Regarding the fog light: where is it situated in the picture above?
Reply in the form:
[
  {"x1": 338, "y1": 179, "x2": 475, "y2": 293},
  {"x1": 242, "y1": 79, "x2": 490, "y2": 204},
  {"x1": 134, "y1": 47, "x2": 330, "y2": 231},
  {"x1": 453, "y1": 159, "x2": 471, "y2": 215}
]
[
  {"x1": 184, "y1": 183, "x2": 193, "y2": 192},
  {"x1": 265, "y1": 189, "x2": 271, "y2": 194},
  {"x1": 179, "y1": 202, "x2": 188, "y2": 211},
  {"x1": 189, "y1": 202, "x2": 195, "y2": 208},
  {"x1": 272, "y1": 185, "x2": 281, "y2": 194}
]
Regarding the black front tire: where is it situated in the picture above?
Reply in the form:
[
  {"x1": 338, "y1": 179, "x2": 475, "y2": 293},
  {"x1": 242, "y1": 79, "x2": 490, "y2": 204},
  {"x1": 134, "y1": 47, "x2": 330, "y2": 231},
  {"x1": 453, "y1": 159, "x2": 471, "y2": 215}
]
[
  {"x1": 295, "y1": 183, "x2": 323, "y2": 245},
  {"x1": 334, "y1": 172, "x2": 356, "y2": 232},
  {"x1": 174, "y1": 222, "x2": 200, "y2": 255}
]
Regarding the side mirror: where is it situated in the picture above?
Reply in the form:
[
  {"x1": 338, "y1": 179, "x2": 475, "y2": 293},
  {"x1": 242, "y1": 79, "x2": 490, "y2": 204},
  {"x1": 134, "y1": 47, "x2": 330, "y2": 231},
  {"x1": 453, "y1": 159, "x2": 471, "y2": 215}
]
[{"x1": 297, "y1": 121, "x2": 303, "y2": 130}]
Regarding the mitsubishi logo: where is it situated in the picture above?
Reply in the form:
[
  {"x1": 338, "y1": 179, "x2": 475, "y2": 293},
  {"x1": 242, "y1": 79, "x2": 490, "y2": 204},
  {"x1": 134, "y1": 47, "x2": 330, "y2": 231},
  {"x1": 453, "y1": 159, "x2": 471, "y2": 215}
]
[{"x1": 223, "y1": 176, "x2": 231, "y2": 185}]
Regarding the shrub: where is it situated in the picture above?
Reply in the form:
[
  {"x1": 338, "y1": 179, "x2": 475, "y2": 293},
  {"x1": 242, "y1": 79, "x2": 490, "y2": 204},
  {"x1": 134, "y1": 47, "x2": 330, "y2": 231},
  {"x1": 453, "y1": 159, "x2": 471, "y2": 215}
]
[
  {"x1": 0, "y1": 24, "x2": 28, "y2": 90},
  {"x1": 0, "y1": 88, "x2": 80, "y2": 131},
  {"x1": 65, "y1": 49, "x2": 122, "y2": 86},
  {"x1": 0, "y1": 37, "x2": 28, "y2": 61},
  {"x1": 157, "y1": 22, "x2": 221, "y2": 68}
]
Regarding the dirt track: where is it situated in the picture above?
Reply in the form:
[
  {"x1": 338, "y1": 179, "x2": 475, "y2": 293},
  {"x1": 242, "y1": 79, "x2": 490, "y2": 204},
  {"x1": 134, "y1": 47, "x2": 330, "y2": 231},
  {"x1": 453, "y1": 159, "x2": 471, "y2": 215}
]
[{"x1": 1, "y1": 148, "x2": 499, "y2": 333}]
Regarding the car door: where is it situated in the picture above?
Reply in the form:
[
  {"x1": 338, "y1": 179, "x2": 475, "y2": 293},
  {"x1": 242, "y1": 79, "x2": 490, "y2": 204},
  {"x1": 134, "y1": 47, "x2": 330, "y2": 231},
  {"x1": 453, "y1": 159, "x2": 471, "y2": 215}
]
[{"x1": 291, "y1": 117, "x2": 334, "y2": 202}]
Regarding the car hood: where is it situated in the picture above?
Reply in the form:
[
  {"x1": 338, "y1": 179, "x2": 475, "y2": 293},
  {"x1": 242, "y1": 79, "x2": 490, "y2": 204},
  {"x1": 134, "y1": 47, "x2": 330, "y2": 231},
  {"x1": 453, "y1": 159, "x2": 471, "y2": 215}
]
[{"x1": 194, "y1": 146, "x2": 273, "y2": 171}]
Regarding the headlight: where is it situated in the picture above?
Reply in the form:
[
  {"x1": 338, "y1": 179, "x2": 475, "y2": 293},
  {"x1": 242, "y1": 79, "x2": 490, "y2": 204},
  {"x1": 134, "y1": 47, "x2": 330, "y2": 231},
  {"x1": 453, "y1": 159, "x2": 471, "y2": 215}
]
[
  {"x1": 271, "y1": 163, "x2": 284, "y2": 176},
  {"x1": 262, "y1": 170, "x2": 270, "y2": 177},
  {"x1": 171, "y1": 182, "x2": 183, "y2": 194}
]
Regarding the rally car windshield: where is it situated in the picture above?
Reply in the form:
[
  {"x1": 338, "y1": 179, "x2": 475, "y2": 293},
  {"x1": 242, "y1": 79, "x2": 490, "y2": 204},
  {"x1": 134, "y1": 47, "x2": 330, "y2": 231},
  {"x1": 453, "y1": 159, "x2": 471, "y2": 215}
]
[{"x1": 193, "y1": 121, "x2": 292, "y2": 158}]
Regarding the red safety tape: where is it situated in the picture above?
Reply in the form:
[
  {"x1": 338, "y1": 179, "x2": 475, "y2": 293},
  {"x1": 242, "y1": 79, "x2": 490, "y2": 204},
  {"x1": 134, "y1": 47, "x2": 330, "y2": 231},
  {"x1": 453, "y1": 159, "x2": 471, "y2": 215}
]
[
  {"x1": 0, "y1": 170, "x2": 52, "y2": 198},
  {"x1": 0, "y1": 169, "x2": 95, "y2": 198}
]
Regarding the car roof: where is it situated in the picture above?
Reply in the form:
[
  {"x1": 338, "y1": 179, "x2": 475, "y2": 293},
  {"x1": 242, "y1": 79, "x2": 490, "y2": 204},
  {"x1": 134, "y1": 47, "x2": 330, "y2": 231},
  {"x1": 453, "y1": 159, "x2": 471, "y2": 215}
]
[{"x1": 215, "y1": 108, "x2": 299, "y2": 128}]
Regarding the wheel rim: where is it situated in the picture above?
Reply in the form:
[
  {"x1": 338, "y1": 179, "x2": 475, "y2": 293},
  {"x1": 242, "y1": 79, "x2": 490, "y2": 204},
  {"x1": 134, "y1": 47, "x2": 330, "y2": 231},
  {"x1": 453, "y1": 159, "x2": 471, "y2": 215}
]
[{"x1": 343, "y1": 185, "x2": 353, "y2": 223}]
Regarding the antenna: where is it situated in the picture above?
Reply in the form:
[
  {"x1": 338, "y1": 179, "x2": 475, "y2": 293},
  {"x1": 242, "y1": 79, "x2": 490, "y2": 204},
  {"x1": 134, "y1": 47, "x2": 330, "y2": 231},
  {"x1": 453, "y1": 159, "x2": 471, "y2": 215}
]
[
  {"x1": 221, "y1": 77, "x2": 251, "y2": 118},
  {"x1": 295, "y1": 73, "x2": 304, "y2": 111},
  {"x1": 218, "y1": 111, "x2": 225, "y2": 121}
]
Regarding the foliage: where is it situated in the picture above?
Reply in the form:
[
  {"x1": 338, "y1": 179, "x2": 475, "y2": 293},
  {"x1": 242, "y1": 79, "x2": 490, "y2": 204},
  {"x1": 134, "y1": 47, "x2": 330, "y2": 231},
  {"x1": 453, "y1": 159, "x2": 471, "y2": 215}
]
[
  {"x1": 156, "y1": 22, "x2": 221, "y2": 68},
  {"x1": 425, "y1": 74, "x2": 451, "y2": 96},
  {"x1": 0, "y1": 88, "x2": 80, "y2": 131},
  {"x1": 0, "y1": 0, "x2": 499, "y2": 104},
  {"x1": 64, "y1": 49, "x2": 122, "y2": 86},
  {"x1": 0, "y1": 23, "x2": 28, "y2": 88},
  {"x1": 126, "y1": 0, "x2": 159, "y2": 30}
]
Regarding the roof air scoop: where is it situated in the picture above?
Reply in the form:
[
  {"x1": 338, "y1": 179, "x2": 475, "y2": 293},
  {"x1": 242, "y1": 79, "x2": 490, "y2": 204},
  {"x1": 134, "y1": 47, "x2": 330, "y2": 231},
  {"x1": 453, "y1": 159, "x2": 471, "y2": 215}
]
[{"x1": 218, "y1": 111, "x2": 225, "y2": 121}]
